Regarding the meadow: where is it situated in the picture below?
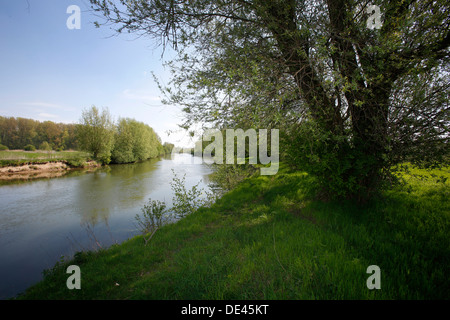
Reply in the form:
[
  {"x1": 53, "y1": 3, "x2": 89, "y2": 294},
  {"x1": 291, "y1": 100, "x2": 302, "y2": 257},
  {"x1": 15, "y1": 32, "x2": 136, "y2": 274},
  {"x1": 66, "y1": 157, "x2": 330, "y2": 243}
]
[{"x1": 0, "y1": 150, "x2": 91, "y2": 167}]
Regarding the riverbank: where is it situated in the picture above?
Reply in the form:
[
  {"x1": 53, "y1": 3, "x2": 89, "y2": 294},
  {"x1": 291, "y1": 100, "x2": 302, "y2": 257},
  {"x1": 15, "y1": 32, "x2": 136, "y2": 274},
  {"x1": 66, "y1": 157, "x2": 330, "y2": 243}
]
[
  {"x1": 0, "y1": 150, "x2": 100, "y2": 180},
  {"x1": 16, "y1": 164, "x2": 450, "y2": 299},
  {"x1": 0, "y1": 160, "x2": 101, "y2": 180}
]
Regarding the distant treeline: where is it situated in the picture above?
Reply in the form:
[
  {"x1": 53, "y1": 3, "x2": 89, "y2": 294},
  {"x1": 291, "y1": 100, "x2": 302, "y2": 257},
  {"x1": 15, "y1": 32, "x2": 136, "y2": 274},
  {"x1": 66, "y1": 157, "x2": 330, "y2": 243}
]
[
  {"x1": 0, "y1": 116, "x2": 78, "y2": 151},
  {"x1": 0, "y1": 115, "x2": 175, "y2": 164}
]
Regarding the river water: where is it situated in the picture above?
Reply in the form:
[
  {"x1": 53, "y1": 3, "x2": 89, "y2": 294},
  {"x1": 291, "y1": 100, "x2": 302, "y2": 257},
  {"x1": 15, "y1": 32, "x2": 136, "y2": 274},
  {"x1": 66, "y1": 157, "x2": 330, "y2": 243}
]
[{"x1": 0, "y1": 153, "x2": 213, "y2": 299}]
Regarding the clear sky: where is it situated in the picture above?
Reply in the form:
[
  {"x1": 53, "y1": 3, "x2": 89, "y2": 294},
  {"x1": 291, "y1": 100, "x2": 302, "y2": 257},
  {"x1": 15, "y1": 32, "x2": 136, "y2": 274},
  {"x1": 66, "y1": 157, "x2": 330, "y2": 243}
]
[{"x1": 0, "y1": 0, "x2": 194, "y2": 147}]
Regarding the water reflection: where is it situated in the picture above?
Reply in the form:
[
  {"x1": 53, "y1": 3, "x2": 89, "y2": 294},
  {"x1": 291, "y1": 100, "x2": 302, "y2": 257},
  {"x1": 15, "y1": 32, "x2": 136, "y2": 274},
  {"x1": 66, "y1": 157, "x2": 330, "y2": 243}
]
[
  {"x1": 72, "y1": 158, "x2": 166, "y2": 226},
  {"x1": 0, "y1": 154, "x2": 212, "y2": 299}
]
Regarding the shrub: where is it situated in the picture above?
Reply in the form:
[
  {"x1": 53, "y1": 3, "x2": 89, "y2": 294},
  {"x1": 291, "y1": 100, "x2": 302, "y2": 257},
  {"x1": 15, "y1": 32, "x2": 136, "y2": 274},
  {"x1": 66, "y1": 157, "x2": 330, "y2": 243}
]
[
  {"x1": 96, "y1": 152, "x2": 111, "y2": 165},
  {"x1": 65, "y1": 158, "x2": 86, "y2": 168},
  {"x1": 208, "y1": 163, "x2": 257, "y2": 193},
  {"x1": 24, "y1": 144, "x2": 36, "y2": 151},
  {"x1": 135, "y1": 199, "x2": 168, "y2": 235},
  {"x1": 170, "y1": 169, "x2": 215, "y2": 218},
  {"x1": 135, "y1": 199, "x2": 169, "y2": 245},
  {"x1": 39, "y1": 141, "x2": 51, "y2": 151},
  {"x1": 0, "y1": 144, "x2": 8, "y2": 150},
  {"x1": 134, "y1": 171, "x2": 217, "y2": 246}
]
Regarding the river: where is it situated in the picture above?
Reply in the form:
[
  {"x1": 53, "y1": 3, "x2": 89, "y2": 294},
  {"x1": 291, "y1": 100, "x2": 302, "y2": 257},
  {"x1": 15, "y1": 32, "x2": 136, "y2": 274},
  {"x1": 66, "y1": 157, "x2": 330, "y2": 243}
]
[{"x1": 0, "y1": 153, "x2": 213, "y2": 300}]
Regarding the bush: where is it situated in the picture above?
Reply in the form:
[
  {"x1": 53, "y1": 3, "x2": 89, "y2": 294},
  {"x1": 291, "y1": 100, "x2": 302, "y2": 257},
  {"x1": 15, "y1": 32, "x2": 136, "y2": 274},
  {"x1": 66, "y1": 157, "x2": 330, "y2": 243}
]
[
  {"x1": 170, "y1": 169, "x2": 215, "y2": 218},
  {"x1": 24, "y1": 144, "x2": 36, "y2": 151},
  {"x1": 135, "y1": 199, "x2": 170, "y2": 245},
  {"x1": 39, "y1": 141, "x2": 51, "y2": 151},
  {"x1": 65, "y1": 158, "x2": 86, "y2": 168},
  {"x1": 208, "y1": 163, "x2": 257, "y2": 193},
  {"x1": 135, "y1": 199, "x2": 168, "y2": 235},
  {"x1": 96, "y1": 153, "x2": 111, "y2": 165},
  {"x1": 0, "y1": 144, "x2": 8, "y2": 150},
  {"x1": 133, "y1": 170, "x2": 217, "y2": 246}
]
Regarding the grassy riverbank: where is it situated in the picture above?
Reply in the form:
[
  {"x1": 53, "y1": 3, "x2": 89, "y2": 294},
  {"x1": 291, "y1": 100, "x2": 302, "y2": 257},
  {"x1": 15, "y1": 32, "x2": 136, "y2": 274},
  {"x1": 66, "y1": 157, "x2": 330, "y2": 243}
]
[
  {"x1": 0, "y1": 150, "x2": 92, "y2": 168},
  {"x1": 17, "y1": 164, "x2": 449, "y2": 299},
  {"x1": 0, "y1": 150, "x2": 99, "y2": 181}
]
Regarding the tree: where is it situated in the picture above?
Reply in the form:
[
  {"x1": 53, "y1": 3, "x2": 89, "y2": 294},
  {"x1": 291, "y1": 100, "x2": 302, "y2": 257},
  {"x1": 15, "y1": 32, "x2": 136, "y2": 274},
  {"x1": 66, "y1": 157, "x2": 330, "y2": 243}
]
[
  {"x1": 90, "y1": 0, "x2": 450, "y2": 200},
  {"x1": 111, "y1": 118, "x2": 164, "y2": 163},
  {"x1": 77, "y1": 106, "x2": 115, "y2": 164},
  {"x1": 112, "y1": 118, "x2": 136, "y2": 163},
  {"x1": 17, "y1": 118, "x2": 37, "y2": 148},
  {"x1": 0, "y1": 135, "x2": 8, "y2": 150},
  {"x1": 0, "y1": 116, "x2": 79, "y2": 150},
  {"x1": 39, "y1": 121, "x2": 61, "y2": 150},
  {"x1": 163, "y1": 142, "x2": 175, "y2": 154}
]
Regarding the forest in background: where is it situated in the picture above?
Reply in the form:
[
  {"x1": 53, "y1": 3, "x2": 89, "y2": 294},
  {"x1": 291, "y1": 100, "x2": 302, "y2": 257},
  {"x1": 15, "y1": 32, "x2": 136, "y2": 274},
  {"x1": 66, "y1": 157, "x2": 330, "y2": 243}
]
[
  {"x1": 0, "y1": 116, "x2": 78, "y2": 151},
  {"x1": 0, "y1": 114, "x2": 174, "y2": 164}
]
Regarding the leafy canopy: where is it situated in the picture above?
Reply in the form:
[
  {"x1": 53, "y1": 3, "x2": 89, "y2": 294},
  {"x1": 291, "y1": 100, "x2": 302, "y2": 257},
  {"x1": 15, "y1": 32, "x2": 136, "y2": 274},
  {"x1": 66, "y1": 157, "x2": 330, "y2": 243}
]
[{"x1": 90, "y1": 0, "x2": 449, "y2": 200}]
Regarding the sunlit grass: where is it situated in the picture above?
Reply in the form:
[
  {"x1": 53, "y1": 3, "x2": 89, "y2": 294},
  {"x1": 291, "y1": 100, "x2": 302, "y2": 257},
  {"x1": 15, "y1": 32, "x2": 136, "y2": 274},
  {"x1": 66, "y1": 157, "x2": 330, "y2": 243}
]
[
  {"x1": 0, "y1": 150, "x2": 91, "y2": 167},
  {"x1": 17, "y1": 164, "x2": 449, "y2": 299}
]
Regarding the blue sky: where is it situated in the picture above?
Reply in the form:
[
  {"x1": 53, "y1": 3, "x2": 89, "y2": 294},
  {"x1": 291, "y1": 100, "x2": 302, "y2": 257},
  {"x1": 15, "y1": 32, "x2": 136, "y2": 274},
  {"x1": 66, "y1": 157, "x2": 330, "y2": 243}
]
[{"x1": 0, "y1": 0, "x2": 193, "y2": 147}]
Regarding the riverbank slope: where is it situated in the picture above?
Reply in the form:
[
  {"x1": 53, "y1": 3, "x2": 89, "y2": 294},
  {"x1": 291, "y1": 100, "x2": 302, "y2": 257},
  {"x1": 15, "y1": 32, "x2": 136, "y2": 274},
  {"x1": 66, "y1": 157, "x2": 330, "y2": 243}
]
[
  {"x1": 0, "y1": 150, "x2": 99, "y2": 180},
  {"x1": 0, "y1": 160, "x2": 100, "y2": 180},
  {"x1": 16, "y1": 165, "x2": 450, "y2": 299}
]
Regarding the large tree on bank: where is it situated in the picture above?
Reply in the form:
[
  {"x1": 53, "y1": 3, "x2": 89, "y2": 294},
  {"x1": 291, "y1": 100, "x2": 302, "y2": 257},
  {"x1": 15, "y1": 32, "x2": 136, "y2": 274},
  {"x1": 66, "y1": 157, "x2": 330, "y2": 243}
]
[
  {"x1": 77, "y1": 106, "x2": 115, "y2": 164},
  {"x1": 90, "y1": 0, "x2": 449, "y2": 200}
]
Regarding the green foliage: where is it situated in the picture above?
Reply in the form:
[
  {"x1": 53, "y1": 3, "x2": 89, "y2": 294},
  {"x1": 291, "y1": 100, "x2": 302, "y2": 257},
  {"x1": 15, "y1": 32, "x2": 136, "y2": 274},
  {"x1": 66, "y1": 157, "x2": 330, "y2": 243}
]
[
  {"x1": 163, "y1": 142, "x2": 174, "y2": 154},
  {"x1": 170, "y1": 169, "x2": 215, "y2": 219},
  {"x1": 208, "y1": 163, "x2": 258, "y2": 193},
  {"x1": 39, "y1": 141, "x2": 51, "y2": 151},
  {"x1": 134, "y1": 171, "x2": 216, "y2": 246},
  {"x1": 24, "y1": 144, "x2": 36, "y2": 151},
  {"x1": 112, "y1": 118, "x2": 135, "y2": 163},
  {"x1": 90, "y1": 0, "x2": 450, "y2": 200},
  {"x1": 0, "y1": 116, "x2": 78, "y2": 150},
  {"x1": 111, "y1": 118, "x2": 163, "y2": 164},
  {"x1": 0, "y1": 111, "x2": 165, "y2": 165},
  {"x1": 0, "y1": 144, "x2": 8, "y2": 151},
  {"x1": 135, "y1": 199, "x2": 169, "y2": 235},
  {"x1": 65, "y1": 157, "x2": 86, "y2": 168},
  {"x1": 282, "y1": 120, "x2": 382, "y2": 201},
  {"x1": 77, "y1": 106, "x2": 115, "y2": 164}
]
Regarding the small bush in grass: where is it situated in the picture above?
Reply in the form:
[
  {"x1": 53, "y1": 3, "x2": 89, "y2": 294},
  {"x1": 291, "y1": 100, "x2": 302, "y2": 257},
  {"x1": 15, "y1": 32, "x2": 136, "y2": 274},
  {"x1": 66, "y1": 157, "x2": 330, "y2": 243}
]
[
  {"x1": 65, "y1": 158, "x2": 86, "y2": 168},
  {"x1": 39, "y1": 141, "x2": 52, "y2": 151},
  {"x1": 0, "y1": 144, "x2": 8, "y2": 151},
  {"x1": 24, "y1": 144, "x2": 36, "y2": 151},
  {"x1": 170, "y1": 169, "x2": 216, "y2": 218},
  {"x1": 135, "y1": 199, "x2": 169, "y2": 235},
  {"x1": 208, "y1": 163, "x2": 257, "y2": 193}
]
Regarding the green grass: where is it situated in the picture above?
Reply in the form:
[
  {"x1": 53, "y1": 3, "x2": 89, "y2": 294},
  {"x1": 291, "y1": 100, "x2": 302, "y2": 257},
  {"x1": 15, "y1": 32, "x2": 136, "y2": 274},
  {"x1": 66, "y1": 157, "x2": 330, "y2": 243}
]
[
  {"x1": 16, "y1": 165, "x2": 450, "y2": 299},
  {"x1": 0, "y1": 150, "x2": 92, "y2": 167}
]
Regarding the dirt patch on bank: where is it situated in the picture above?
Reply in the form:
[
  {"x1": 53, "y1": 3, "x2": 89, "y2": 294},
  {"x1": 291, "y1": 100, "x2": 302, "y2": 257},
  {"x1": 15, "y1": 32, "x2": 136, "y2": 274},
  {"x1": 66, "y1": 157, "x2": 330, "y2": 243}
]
[{"x1": 0, "y1": 161, "x2": 100, "y2": 180}]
